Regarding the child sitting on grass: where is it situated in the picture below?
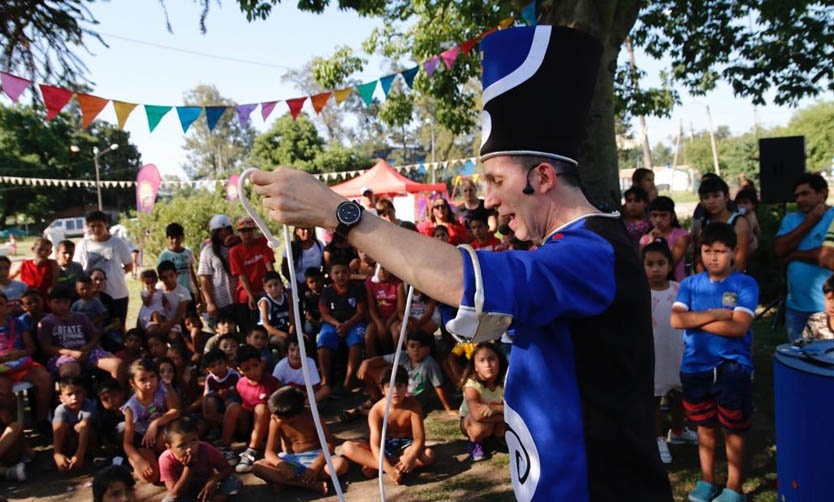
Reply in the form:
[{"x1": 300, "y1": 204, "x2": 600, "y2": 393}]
[
  {"x1": 233, "y1": 344, "x2": 281, "y2": 473},
  {"x1": 252, "y1": 386, "x2": 347, "y2": 495},
  {"x1": 341, "y1": 365, "x2": 435, "y2": 485},
  {"x1": 272, "y1": 338, "x2": 329, "y2": 404},
  {"x1": 201, "y1": 348, "x2": 242, "y2": 465},
  {"x1": 459, "y1": 343, "x2": 507, "y2": 462},
  {"x1": 52, "y1": 376, "x2": 97, "y2": 471}
]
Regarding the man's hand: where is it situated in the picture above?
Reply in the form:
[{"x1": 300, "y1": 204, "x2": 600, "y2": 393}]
[
  {"x1": 808, "y1": 203, "x2": 827, "y2": 224},
  {"x1": 250, "y1": 168, "x2": 344, "y2": 229}
]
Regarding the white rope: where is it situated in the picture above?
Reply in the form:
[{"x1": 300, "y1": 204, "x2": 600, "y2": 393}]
[{"x1": 238, "y1": 168, "x2": 345, "y2": 501}]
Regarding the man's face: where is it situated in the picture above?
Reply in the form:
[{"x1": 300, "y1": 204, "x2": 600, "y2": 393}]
[
  {"x1": 483, "y1": 157, "x2": 546, "y2": 242},
  {"x1": 87, "y1": 220, "x2": 109, "y2": 241},
  {"x1": 794, "y1": 183, "x2": 827, "y2": 214}
]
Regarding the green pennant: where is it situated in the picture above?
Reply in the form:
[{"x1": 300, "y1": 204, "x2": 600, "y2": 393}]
[
  {"x1": 356, "y1": 81, "x2": 377, "y2": 106},
  {"x1": 145, "y1": 105, "x2": 172, "y2": 132}
]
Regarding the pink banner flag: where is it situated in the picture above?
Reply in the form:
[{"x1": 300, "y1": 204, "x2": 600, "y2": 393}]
[
  {"x1": 136, "y1": 164, "x2": 161, "y2": 214},
  {"x1": 0, "y1": 72, "x2": 32, "y2": 102},
  {"x1": 261, "y1": 101, "x2": 278, "y2": 121},
  {"x1": 226, "y1": 174, "x2": 240, "y2": 202},
  {"x1": 440, "y1": 47, "x2": 460, "y2": 70}
]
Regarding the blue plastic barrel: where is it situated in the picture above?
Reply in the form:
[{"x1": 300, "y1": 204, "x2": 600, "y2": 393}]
[{"x1": 774, "y1": 340, "x2": 834, "y2": 501}]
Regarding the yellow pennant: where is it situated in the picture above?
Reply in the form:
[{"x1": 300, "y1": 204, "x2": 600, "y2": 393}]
[
  {"x1": 333, "y1": 88, "x2": 352, "y2": 105},
  {"x1": 113, "y1": 101, "x2": 138, "y2": 130}
]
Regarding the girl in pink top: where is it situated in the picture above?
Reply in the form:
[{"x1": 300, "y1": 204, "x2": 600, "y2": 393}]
[{"x1": 639, "y1": 196, "x2": 690, "y2": 281}]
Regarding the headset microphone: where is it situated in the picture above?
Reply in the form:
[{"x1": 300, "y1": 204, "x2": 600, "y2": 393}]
[{"x1": 522, "y1": 165, "x2": 536, "y2": 195}]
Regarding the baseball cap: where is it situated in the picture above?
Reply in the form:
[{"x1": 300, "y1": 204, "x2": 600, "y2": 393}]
[
  {"x1": 236, "y1": 217, "x2": 257, "y2": 231},
  {"x1": 361, "y1": 186, "x2": 373, "y2": 195},
  {"x1": 208, "y1": 214, "x2": 232, "y2": 231}
]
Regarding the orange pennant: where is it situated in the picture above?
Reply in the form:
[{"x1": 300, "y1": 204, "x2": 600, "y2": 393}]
[
  {"x1": 310, "y1": 92, "x2": 331, "y2": 114},
  {"x1": 77, "y1": 94, "x2": 109, "y2": 128},
  {"x1": 113, "y1": 101, "x2": 138, "y2": 129},
  {"x1": 333, "y1": 88, "x2": 352, "y2": 105},
  {"x1": 499, "y1": 17, "x2": 514, "y2": 29}
]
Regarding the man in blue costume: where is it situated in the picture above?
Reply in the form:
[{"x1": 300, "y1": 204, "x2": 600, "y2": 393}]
[{"x1": 250, "y1": 25, "x2": 672, "y2": 502}]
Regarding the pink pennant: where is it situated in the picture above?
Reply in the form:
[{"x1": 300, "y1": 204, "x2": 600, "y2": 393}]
[
  {"x1": 440, "y1": 47, "x2": 460, "y2": 70},
  {"x1": 0, "y1": 72, "x2": 32, "y2": 102},
  {"x1": 424, "y1": 57, "x2": 440, "y2": 77},
  {"x1": 39, "y1": 84, "x2": 74, "y2": 121},
  {"x1": 286, "y1": 97, "x2": 307, "y2": 120},
  {"x1": 261, "y1": 101, "x2": 278, "y2": 121}
]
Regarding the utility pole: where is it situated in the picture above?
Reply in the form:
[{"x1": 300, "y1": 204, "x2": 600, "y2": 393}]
[
  {"x1": 706, "y1": 105, "x2": 720, "y2": 175},
  {"x1": 624, "y1": 37, "x2": 653, "y2": 170}
]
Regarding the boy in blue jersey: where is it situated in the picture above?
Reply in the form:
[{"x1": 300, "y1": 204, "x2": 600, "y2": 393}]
[{"x1": 671, "y1": 222, "x2": 758, "y2": 502}]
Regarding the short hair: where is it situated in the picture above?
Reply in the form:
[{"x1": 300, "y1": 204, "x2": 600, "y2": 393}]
[
  {"x1": 236, "y1": 343, "x2": 261, "y2": 366},
  {"x1": 215, "y1": 315, "x2": 235, "y2": 326},
  {"x1": 75, "y1": 275, "x2": 93, "y2": 286},
  {"x1": 248, "y1": 326, "x2": 268, "y2": 338},
  {"x1": 128, "y1": 357, "x2": 159, "y2": 380},
  {"x1": 698, "y1": 176, "x2": 730, "y2": 197},
  {"x1": 58, "y1": 375, "x2": 85, "y2": 392},
  {"x1": 0, "y1": 256, "x2": 10, "y2": 266},
  {"x1": 203, "y1": 348, "x2": 227, "y2": 366},
  {"x1": 165, "y1": 416, "x2": 198, "y2": 443},
  {"x1": 509, "y1": 155, "x2": 581, "y2": 188},
  {"x1": 793, "y1": 172, "x2": 828, "y2": 193},
  {"x1": 85, "y1": 210, "x2": 108, "y2": 224},
  {"x1": 304, "y1": 267, "x2": 324, "y2": 280},
  {"x1": 701, "y1": 222, "x2": 737, "y2": 249},
  {"x1": 96, "y1": 377, "x2": 122, "y2": 395},
  {"x1": 407, "y1": 330, "x2": 433, "y2": 348},
  {"x1": 468, "y1": 214, "x2": 489, "y2": 228},
  {"x1": 381, "y1": 365, "x2": 408, "y2": 387},
  {"x1": 165, "y1": 222, "x2": 184, "y2": 238},
  {"x1": 218, "y1": 333, "x2": 239, "y2": 346},
  {"x1": 623, "y1": 185, "x2": 649, "y2": 203},
  {"x1": 21, "y1": 288, "x2": 41, "y2": 300},
  {"x1": 139, "y1": 269, "x2": 158, "y2": 282},
  {"x1": 157, "y1": 356, "x2": 176, "y2": 371},
  {"x1": 93, "y1": 465, "x2": 135, "y2": 502},
  {"x1": 267, "y1": 386, "x2": 305, "y2": 419},
  {"x1": 329, "y1": 258, "x2": 351, "y2": 271},
  {"x1": 263, "y1": 271, "x2": 282, "y2": 283},
  {"x1": 47, "y1": 285, "x2": 74, "y2": 301},
  {"x1": 735, "y1": 188, "x2": 759, "y2": 206},
  {"x1": 824, "y1": 275, "x2": 834, "y2": 295},
  {"x1": 146, "y1": 331, "x2": 166, "y2": 345},
  {"x1": 124, "y1": 328, "x2": 144, "y2": 343},
  {"x1": 57, "y1": 239, "x2": 75, "y2": 251},
  {"x1": 157, "y1": 260, "x2": 176, "y2": 275}
]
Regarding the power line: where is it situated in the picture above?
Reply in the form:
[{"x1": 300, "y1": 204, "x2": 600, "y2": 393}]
[{"x1": 97, "y1": 31, "x2": 294, "y2": 71}]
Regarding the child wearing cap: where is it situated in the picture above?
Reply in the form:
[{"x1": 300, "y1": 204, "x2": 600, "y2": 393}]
[{"x1": 229, "y1": 217, "x2": 275, "y2": 334}]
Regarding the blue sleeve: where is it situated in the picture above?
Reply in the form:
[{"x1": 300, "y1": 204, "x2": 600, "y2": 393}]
[
  {"x1": 674, "y1": 276, "x2": 694, "y2": 310},
  {"x1": 775, "y1": 212, "x2": 801, "y2": 238},
  {"x1": 735, "y1": 275, "x2": 759, "y2": 317}
]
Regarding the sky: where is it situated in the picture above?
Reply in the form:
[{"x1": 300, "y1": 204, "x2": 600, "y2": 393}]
[{"x1": 11, "y1": 0, "x2": 834, "y2": 178}]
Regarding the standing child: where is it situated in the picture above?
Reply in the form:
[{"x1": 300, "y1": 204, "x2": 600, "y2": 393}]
[
  {"x1": 12, "y1": 238, "x2": 60, "y2": 305},
  {"x1": 341, "y1": 366, "x2": 435, "y2": 485},
  {"x1": 468, "y1": 215, "x2": 502, "y2": 251},
  {"x1": 671, "y1": 223, "x2": 758, "y2": 502},
  {"x1": 257, "y1": 271, "x2": 292, "y2": 351},
  {"x1": 252, "y1": 386, "x2": 347, "y2": 494},
  {"x1": 157, "y1": 260, "x2": 191, "y2": 335},
  {"x1": 121, "y1": 357, "x2": 180, "y2": 483},
  {"x1": 201, "y1": 348, "x2": 242, "y2": 465},
  {"x1": 159, "y1": 417, "x2": 242, "y2": 501},
  {"x1": 158, "y1": 223, "x2": 202, "y2": 312},
  {"x1": 642, "y1": 241, "x2": 693, "y2": 465},
  {"x1": 233, "y1": 344, "x2": 281, "y2": 473},
  {"x1": 734, "y1": 188, "x2": 760, "y2": 256},
  {"x1": 272, "y1": 338, "x2": 329, "y2": 403},
  {"x1": 137, "y1": 269, "x2": 167, "y2": 334},
  {"x1": 52, "y1": 376, "x2": 97, "y2": 471},
  {"x1": 639, "y1": 196, "x2": 691, "y2": 281},
  {"x1": 459, "y1": 343, "x2": 507, "y2": 462},
  {"x1": 622, "y1": 186, "x2": 652, "y2": 247},
  {"x1": 55, "y1": 240, "x2": 85, "y2": 291}
]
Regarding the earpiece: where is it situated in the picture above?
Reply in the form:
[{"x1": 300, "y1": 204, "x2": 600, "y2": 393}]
[{"x1": 522, "y1": 165, "x2": 536, "y2": 195}]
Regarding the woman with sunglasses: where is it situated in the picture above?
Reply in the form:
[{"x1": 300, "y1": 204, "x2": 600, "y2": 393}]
[{"x1": 418, "y1": 198, "x2": 469, "y2": 245}]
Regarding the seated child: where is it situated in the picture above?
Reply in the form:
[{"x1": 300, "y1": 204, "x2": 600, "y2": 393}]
[
  {"x1": 218, "y1": 333, "x2": 240, "y2": 365},
  {"x1": 390, "y1": 286, "x2": 438, "y2": 348},
  {"x1": 92, "y1": 464, "x2": 136, "y2": 502},
  {"x1": 364, "y1": 265, "x2": 401, "y2": 357},
  {"x1": 459, "y1": 343, "x2": 507, "y2": 462},
  {"x1": 247, "y1": 326, "x2": 277, "y2": 373},
  {"x1": 234, "y1": 344, "x2": 281, "y2": 473},
  {"x1": 202, "y1": 349, "x2": 242, "y2": 465},
  {"x1": 358, "y1": 330, "x2": 456, "y2": 416},
  {"x1": 157, "y1": 357, "x2": 183, "y2": 410},
  {"x1": 137, "y1": 269, "x2": 167, "y2": 334},
  {"x1": 301, "y1": 267, "x2": 324, "y2": 337},
  {"x1": 257, "y1": 271, "x2": 293, "y2": 350},
  {"x1": 38, "y1": 285, "x2": 125, "y2": 384},
  {"x1": 72, "y1": 275, "x2": 109, "y2": 330},
  {"x1": 116, "y1": 328, "x2": 145, "y2": 367},
  {"x1": 121, "y1": 358, "x2": 180, "y2": 483},
  {"x1": 0, "y1": 255, "x2": 30, "y2": 316},
  {"x1": 252, "y1": 386, "x2": 347, "y2": 495},
  {"x1": 203, "y1": 316, "x2": 237, "y2": 354},
  {"x1": 0, "y1": 420, "x2": 27, "y2": 482},
  {"x1": 341, "y1": 366, "x2": 435, "y2": 485},
  {"x1": 183, "y1": 312, "x2": 211, "y2": 364},
  {"x1": 145, "y1": 331, "x2": 170, "y2": 362},
  {"x1": 317, "y1": 259, "x2": 367, "y2": 391},
  {"x1": 272, "y1": 338, "x2": 329, "y2": 403},
  {"x1": 95, "y1": 378, "x2": 126, "y2": 456},
  {"x1": 158, "y1": 260, "x2": 191, "y2": 335},
  {"x1": 167, "y1": 343, "x2": 200, "y2": 414},
  {"x1": 159, "y1": 417, "x2": 242, "y2": 502},
  {"x1": 802, "y1": 274, "x2": 834, "y2": 340},
  {"x1": 52, "y1": 376, "x2": 97, "y2": 471}
]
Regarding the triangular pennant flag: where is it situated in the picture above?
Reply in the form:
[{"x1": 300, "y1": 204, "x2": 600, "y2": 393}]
[
  {"x1": 356, "y1": 81, "x2": 377, "y2": 106},
  {"x1": 176, "y1": 106, "x2": 203, "y2": 133},
  {"x1": 205, "y1": 106, "x2": 227, "y2": 131},
  {"x1": 379, "y1": 75, "x2": 396, "y2": 97},
  {"x1": 77, "y1": 94, "x2": 109, "y2": 128},
  {"x1": 235, "y1": 104, "x2": 256, "y2": 128},
  {"x1": 440, "y1": 47, "x2": 460, "y2": 70},
  {"x1": 145, "y1": 105, "x2": 172, "y2": 132},
  {"x1": 460, "y1": 38, "x2": 478, "y2": 54},
  {"x1": 333, "y1": 88, "x2": 352, "y2": 105},
  {"x1": 401, "y1": 67, "x2": 419, "y2": 89},
  {"x1": 39, "y1": 84, "x2": 74, "y2": 121},
  {"x1": 499, "y1": 17, "x2": 514, "y2": 29},
  {"x1": 483, "y1": 27, "x2": 498, "y2": 37},
  {"x1": 0, "y1": 72, "x2": 32, "y2": 102},
  {"x1": 310, "y1": 92, "x2": 331, "y2": 114},
  {"x1": 261, "y1": 101, "x2": 278, "y2": 121},
  {"x1": 113, "y1": 101, "x2": 138, "y2": 129},
  {"x1": 286, "y1": 97, "x2": 307, "y2": 120},
  {"x1": 521, "y1": 0, "x2": 537, "y2": 25},
  {"x1": 424, "y1": 57, "x2": 440, "y2": 77}
]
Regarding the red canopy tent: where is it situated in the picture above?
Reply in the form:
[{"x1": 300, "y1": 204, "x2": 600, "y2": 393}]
[{"x1": 329, "y1": 159, "x2": 447, "y2": 197}]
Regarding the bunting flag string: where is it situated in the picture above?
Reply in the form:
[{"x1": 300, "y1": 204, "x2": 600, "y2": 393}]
[{"x1": 0, "y1": 3, "x2": 534, "y2": 133}]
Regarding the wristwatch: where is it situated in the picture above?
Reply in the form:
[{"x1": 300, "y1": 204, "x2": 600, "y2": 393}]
[{"x1": 335, "y1": 200, "x2": 364, "y2": 237}]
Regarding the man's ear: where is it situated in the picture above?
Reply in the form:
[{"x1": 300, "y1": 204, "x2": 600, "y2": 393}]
[{"x1": 536, "y1": 162, "x2": 558, "y2": 193}]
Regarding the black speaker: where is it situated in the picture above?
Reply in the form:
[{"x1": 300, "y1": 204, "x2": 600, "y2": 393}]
[{"x1": 759, "y1": 136, "x2": 806, "y2": 204}]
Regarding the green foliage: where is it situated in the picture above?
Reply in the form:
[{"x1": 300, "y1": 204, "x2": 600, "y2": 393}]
[
  {"x1": 314, "y1": 142, "x2": 374, "y2": 173},
  {"x1": 250, "y1": 112, "x2": 325, "y2": 172},
  {"x1": 311, "y1": 46, "x2": 366, "y2": 90},
  {"x1": 783, "y1": 101, "x2": 834, "y2": 171},
  {"x1": 748, "y1": 204, "x2": 784, "y2": 304}
]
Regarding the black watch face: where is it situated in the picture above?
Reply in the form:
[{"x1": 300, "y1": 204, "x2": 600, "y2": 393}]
[{"x1": 338, "y1": 202, "x2": 362, "y2": 225}]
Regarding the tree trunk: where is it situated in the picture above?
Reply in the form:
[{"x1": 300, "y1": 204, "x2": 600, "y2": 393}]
[{"x1": 544, "y1": 0, "x2": 641, "y2": 210}]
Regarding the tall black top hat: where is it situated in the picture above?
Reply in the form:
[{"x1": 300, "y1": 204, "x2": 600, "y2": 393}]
[{"x1": 479, "y1": 26, "x2": 603, "y2": 165}]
